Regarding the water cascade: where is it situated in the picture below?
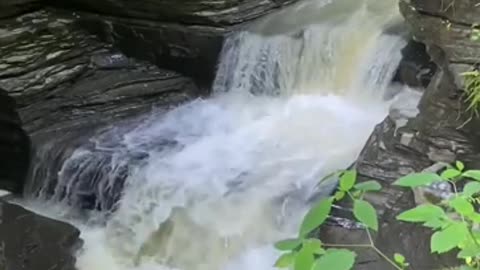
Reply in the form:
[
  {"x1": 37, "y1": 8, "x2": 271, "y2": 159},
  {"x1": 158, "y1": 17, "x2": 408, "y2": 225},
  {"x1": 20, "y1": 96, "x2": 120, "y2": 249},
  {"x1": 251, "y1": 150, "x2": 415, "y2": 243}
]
[{"x1": 19, "y1": 0, "x2": 421, "y2": 270}]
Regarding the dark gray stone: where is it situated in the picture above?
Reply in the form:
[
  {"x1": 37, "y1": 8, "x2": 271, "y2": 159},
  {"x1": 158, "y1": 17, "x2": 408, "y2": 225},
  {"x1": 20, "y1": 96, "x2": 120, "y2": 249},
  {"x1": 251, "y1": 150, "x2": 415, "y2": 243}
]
[{"x1": 0, "y1": 201, "x2": 81, "y2": 270}]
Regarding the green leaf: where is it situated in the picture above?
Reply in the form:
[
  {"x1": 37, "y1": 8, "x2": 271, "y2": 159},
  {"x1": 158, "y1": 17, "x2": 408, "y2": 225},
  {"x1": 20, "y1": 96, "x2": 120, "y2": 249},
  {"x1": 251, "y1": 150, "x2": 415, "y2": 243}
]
[
  {"x1": 431, "y1": 223, "x2": 469, "y2": 254},
  {"x1": 334, "y1": 191, "x2": 346, "y2": 201},
  {"x1": 274, "y1": 252, "x2": 295, "y2": 268},
  {"x1": 275, "y1": 239, "x2": 302, "y2": 251},
  {"x1": 313, "y1": 249, "x2": 356, "y2": 270},
  {"x1": 397, "y1": 204, "x2": 446, "y2": 223},
  {"x1": 441, "y1": 169, "x2": 462, "y2": 180},
  {"x1": 303, "y1": 239, "x2": 324, "y2": 255},
  {"x1": 457, "y1": 244, "x2": 480, "y2": 258},
  {"x1": 456, "y1": 161, "x2": 465, "y2": 172},
  {"x1": 294, "y1": 247, "x2": 314, "y2": 270},
  {"x1": 299, "y1": 198, "x2": 333, "y2": 237},
  {"x1": 423, "y1": 218, "x2": 447, "y2": 229},
  {"x1": 463, "y1": 182, "x2": 480, "y2": 197},
  {"x1": 393, "y1": 173, "x2": 443, "y2": 188},
  {"x1": 463, "y1": 170, "x2": 480, "y2": 181},
  {"x1": 354, "y1": 181, "x2": 382, "y2": 192},
  {"x1": 449, "y1": 197, "x2": 475, "y2": 216},
  {"x1": 394, "y1": 253, "x2": 406, "y2": 264},
  {"x1": 467, "y1": 212, "x2": 480, "y2": 223},
  {"x1": 353, "y1": 200, "x2": 378, "y2": 231},
  {"x1": 340, "y1": 170, "x2": 357, "y2": 191}
]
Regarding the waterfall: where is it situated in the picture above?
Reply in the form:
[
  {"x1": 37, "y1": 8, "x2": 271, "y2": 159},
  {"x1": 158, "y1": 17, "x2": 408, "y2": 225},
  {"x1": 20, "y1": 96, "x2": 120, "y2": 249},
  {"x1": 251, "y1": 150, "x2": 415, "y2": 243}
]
[{"x1": 18, "y1": 0, "x2": 419, "y2": 270}]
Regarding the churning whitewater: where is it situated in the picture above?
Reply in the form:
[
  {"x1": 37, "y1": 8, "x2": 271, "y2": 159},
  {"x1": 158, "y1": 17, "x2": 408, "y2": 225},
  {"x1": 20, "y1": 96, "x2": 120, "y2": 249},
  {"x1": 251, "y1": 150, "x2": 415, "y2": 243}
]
[{"x1": 18, "y1": 0, "x2": 420, "y2": 270}]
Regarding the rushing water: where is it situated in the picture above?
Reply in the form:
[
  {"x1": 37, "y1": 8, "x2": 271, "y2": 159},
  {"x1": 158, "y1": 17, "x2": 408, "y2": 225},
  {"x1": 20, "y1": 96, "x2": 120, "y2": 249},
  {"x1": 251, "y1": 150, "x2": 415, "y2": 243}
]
[{"x1": 18, "y1": 0, "x2": 420, "y2": 270}]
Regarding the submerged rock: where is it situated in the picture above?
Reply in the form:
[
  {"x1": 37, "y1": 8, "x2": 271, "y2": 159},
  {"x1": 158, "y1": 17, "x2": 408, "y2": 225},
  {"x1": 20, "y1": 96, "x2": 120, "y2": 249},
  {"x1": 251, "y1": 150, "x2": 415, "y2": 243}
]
[{"x1": 0, "y1": 201, "x2": 81, "y2": 270}]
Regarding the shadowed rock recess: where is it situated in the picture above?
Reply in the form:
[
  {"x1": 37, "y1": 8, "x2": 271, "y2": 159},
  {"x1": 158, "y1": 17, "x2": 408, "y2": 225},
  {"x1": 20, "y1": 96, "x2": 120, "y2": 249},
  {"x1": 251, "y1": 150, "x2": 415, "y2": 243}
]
[{"x1": 321, "y1": 0, "x2": 480, "y2": 269}]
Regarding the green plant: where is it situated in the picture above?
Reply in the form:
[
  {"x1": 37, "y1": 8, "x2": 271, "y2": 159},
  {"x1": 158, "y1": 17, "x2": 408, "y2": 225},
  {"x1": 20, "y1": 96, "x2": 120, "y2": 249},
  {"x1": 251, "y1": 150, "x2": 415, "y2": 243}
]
[
  {"x1": 274, "y1": 170, "x2": 407, "y2": 270},
  {"x1": 394, "y1": 161, "x2": 480, "y2": 269},
  {"x1": 274, "y1": 161, "x2": 480, "y2": 270},
  {"x1": 459, "y1": 27, "x2": 480, "y2": 118},
  {"x1": 461, "y1": 70, "x2": 480, "y2": 117}
]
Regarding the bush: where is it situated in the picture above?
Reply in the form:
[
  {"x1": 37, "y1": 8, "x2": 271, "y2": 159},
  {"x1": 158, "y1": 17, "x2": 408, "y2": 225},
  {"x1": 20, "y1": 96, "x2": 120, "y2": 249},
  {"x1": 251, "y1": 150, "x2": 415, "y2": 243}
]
[{"x1": 274, "y1": 161, "x2": 480, "y2": 270}]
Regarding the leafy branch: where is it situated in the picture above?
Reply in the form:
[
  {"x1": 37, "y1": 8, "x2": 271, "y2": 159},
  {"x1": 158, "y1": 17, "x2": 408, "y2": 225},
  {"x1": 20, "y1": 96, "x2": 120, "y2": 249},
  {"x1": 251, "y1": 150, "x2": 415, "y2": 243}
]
[{"x1": 274, "y1": 161, "x2": 480, "y2": 270}]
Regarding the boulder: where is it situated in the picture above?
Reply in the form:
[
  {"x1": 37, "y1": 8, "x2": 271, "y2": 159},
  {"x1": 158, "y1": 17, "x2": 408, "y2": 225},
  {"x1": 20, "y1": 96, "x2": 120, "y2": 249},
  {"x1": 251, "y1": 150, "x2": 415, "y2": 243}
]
[{"x1": 0, "y1": 201, "x2": 81, "y2": 270}]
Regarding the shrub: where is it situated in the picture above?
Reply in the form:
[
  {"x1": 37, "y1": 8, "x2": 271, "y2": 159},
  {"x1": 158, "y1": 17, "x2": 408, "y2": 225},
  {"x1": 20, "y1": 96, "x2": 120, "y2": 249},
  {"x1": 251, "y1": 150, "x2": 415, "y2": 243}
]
[{"x1": 274, "y1": 161, "x2": 480, "y2": 270}]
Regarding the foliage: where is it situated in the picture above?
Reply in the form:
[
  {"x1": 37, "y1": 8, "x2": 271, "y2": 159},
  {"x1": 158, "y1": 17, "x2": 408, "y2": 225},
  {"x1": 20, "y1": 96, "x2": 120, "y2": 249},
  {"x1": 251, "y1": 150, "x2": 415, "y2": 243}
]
[
  {"x1": 459, "y1": 27, "x2": 480, "y2": 118},
  {"x1": 461, "y1": 70, "x2": 480, "y2": 117},
  {"x1": 274, "y1": 169, "x2": 404, "y2": 270},
  {"x1": 274, "y1": 161, "x2": 480, "y2": 270}
]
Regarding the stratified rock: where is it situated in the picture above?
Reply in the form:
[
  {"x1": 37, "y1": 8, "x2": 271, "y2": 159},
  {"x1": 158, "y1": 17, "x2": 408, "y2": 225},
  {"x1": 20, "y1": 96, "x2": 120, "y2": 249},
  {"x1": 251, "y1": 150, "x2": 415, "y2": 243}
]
[
  {"x1": 0, "y1": 10, "x2": 197, "y2": 139},
  {"x1": 0, "y1": 89, "x2": 30, "y2": 193},
  {"x1": 77, "y1": 13, "x2": 225, "y2": 88},
  {"x1": 0, "y1": 9, "x2": 198, "y2": 202},
  {"x1": 400, "y1": 1, "x2": 480, "y2": 65},
  {"x1": 44, "y1": 0, "x2": 299, "y2": 88},
  {"x1": 407, "y1": 0, "x2": 480, "y2": 26},
  {"x1": 0, "y1": 201, "x2": 81, "y2": 270},
  {"x1": 48, "y1": 0, "x2": 297, "y2": 26}
]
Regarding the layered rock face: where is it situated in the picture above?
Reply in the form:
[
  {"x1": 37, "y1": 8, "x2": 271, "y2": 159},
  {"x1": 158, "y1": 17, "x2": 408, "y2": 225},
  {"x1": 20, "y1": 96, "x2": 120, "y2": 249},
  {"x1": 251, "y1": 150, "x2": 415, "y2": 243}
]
[
  {"x1": 324, "y1": 0, "x2": 480, "y2": 269},
  {"x1": 48, "y1": 0, "x2": 298, "y2": 87}
]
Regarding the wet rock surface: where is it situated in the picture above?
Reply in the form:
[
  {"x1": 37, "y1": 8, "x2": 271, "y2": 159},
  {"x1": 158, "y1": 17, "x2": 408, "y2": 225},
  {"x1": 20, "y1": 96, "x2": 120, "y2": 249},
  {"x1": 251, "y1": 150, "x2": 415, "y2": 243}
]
[
  {"x1": 45, "y1": 0, "x2": 299, "y2": 88},
  {"x1": 76, "y1": 12, "x2": 225, "y2": 88},
  {"x1": 0, "y1": 200, "x2": 81, "y2": 270},
  {"x1": 0, "y1": 10, "x2": 197, "y2": 141}
]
